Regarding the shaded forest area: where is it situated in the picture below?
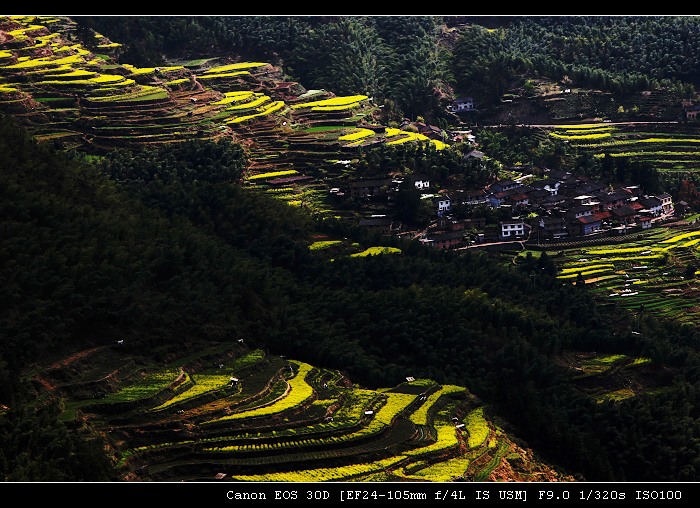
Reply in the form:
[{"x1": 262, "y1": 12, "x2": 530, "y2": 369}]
[{"x1": 3, "y1": 113, "x2": 700, "y2": 481}]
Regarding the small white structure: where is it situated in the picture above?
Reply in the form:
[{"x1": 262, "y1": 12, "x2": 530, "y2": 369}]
[
  {"x1": 432, "y1": 194, "x2": 451, "y2": 213},
  {"x1": 500, "y1": 220, "x2": 525, "y2": 239},
  {"x1": 658, "y1": 193, "x2": 674, "y2": 214},
  {"x1": 447, "y1": 97, "x2": 476, "y2": 112},
  {"x1": 409, "y1": 175, "x2": 430, "y2": 190}
]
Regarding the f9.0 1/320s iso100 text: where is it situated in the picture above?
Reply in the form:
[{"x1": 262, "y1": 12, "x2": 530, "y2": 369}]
[{"x1": 538, "y1": 490, "x2": 683, "y2": 501}]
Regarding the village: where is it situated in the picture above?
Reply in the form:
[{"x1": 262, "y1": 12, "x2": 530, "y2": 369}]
[{"x1": 332, "y1": 128, "x2": 680, "y2": 251}]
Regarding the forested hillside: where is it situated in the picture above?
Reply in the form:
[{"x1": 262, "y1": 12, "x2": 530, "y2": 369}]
[
  {"x1": 77, "y1": 15, "x2": 699, "y2": 120},
  {"x1": 3, "y1": 113, "x2": 700, "y2": 481},
  {"x1": 4, "y1": 15, "x2": 700, "y2": 483}
]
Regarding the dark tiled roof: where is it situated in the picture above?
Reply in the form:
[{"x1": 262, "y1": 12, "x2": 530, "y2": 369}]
[
  {"x1": 359, "y1": 218, "x2": 392, "y2": 227},
  {"x1": 639, "y1": 197, "x2": 662, "y2": 207},
  {"x1": 426, "y1": 231, "x2": 465, "y2": 241},
  {"x1": 611, "y1": 206, "x2": 638, "y2": 217},
  {"x1": 350, "y1": 178, "x2": 392, "y2": 187}
]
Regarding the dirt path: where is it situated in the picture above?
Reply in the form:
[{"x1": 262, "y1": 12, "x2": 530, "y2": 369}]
[{"x1": 47, "y1": 346, "x2": 105, "y2": 370}]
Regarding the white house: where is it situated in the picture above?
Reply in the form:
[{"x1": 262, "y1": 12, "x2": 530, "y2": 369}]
[
  {"x1": 658, "y1": 193, "x2": 674, "y2": 215},
  {"x1": 500, "y1": 219, "x2": 526, "y2": 239},
  {"x1": 448, "y1": 97, "x2": 476, "y2": 113},
  {"x1": 638, "y1": 196, "x2": 664, "y2": 217},
  {"x1": 432, "y1": 194, "x2": 451, "y2": 214},
  {"x1": 411, "y1": 174, "x2": 430, "y2": 190}
]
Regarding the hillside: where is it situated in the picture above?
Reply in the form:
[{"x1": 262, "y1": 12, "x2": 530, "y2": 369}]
[
  {"x1": 0, "y1": 16, "x2": 448, "y2": 155},
  {"x1": 473, "y1": 85, "x2": 685, "y2": 125},
  {"x1": 0, "y1": 15, "x2": 454, "y2": 224},
  {"x1": 0, "y1": 115, "x2": 591, "y2": 481},
  {"x1": 31, "y1": 342, "x2": 573, "y2": 482},
  {"x1": 4, "y1": 15, "x2": 700, "y2": 485},
  {"x1": 0, "y1": 110, "x2": 585, "y2": 482}
]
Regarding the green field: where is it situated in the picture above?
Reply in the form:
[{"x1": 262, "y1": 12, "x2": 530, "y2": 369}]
[{"x1": 548, "y1": 226, "x2": 700, "y2": 325}]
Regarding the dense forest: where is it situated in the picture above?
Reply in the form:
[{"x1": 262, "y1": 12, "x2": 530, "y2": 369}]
[{"x1": 4, "y1": 15, "x2": 700, "y2": 483}]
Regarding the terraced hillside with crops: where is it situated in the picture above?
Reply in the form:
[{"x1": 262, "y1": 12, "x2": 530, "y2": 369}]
[
  {"x1": 547, "y1": 122, "x2": 700, "y2": 174},
  {"x1": 552, "y1": 351, "x2": 662, "y2": 405},
  {"x1": 0, "y1": 16, "x2": 448, "y2": 220},
  {"x1": 30, "y1": 343, "x2": 572, "y2": 482},
  {"x1": 543, "y1": 225, "x2": 700, "y2": 326},
  {"x1": 508, "y1": 222, "x2": 700, "y2": 350},
  {"x1": 509, "y1": 222, "x2": 700, "y2": 405}
]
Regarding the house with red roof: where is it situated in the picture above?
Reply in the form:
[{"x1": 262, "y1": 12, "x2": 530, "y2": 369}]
[{"x1": 568, "y1": 211, "x2": 611, "y2": 236}]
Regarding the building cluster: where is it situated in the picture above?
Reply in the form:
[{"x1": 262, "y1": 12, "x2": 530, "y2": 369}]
[
  {"x1": 347, "y1": 167, "x2": 678, "y2": 250},
  {"x1": 331, "y1": 112, "x2": 680, "y2": 250},
  {"x1": 422, "y1": 168, "x2": 676, "y2": 248}
]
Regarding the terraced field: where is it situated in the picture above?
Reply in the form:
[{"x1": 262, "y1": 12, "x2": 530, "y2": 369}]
[
  {"x1": 31, "y1": 343, "x2": 573, "y2": 482},
  {"x1": 547, "y1": 122, "x2": 700, "y2": 174},
  {"x1": 509, "y1": 223, "x2": 700, "y2": 404},
  {"x1": 0, "y1": 16, "x2": 450, "y2": 222},
  {"x1": 553, "y1": 351, "x2": 660, "y2": 404},
  {"x1": 517, "y1": 223, "x2": 700, "y2": 329}
]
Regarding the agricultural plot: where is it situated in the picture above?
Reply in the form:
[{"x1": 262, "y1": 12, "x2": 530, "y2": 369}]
[
  {"x1": 547, "y1": 123, "x2": 700, "y2": 174},
  {"x1": 546, "y1": 226, "x2": 700, "y2": 326},
  {"x1": 554, "y1": 351, "x2": 657, "y2": 404},
  {"x1": 149, "y1": 350, "x2": 266, "y2": 411},
  {"x1": 1, "y1": 16, "x2": 458, "y2": 224},
  {"x1": 29, "y1": 342, "x2": 572, "y2": 482},
  {"x1": 535, "y1": 226, "x2": 700, "y2": 402},
  {"x1": 0, "y1": 15, "x2": 440, "y2": 160},
  {"x1": 350, "y1": 246, "x2": 402, "y2": 257}
]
